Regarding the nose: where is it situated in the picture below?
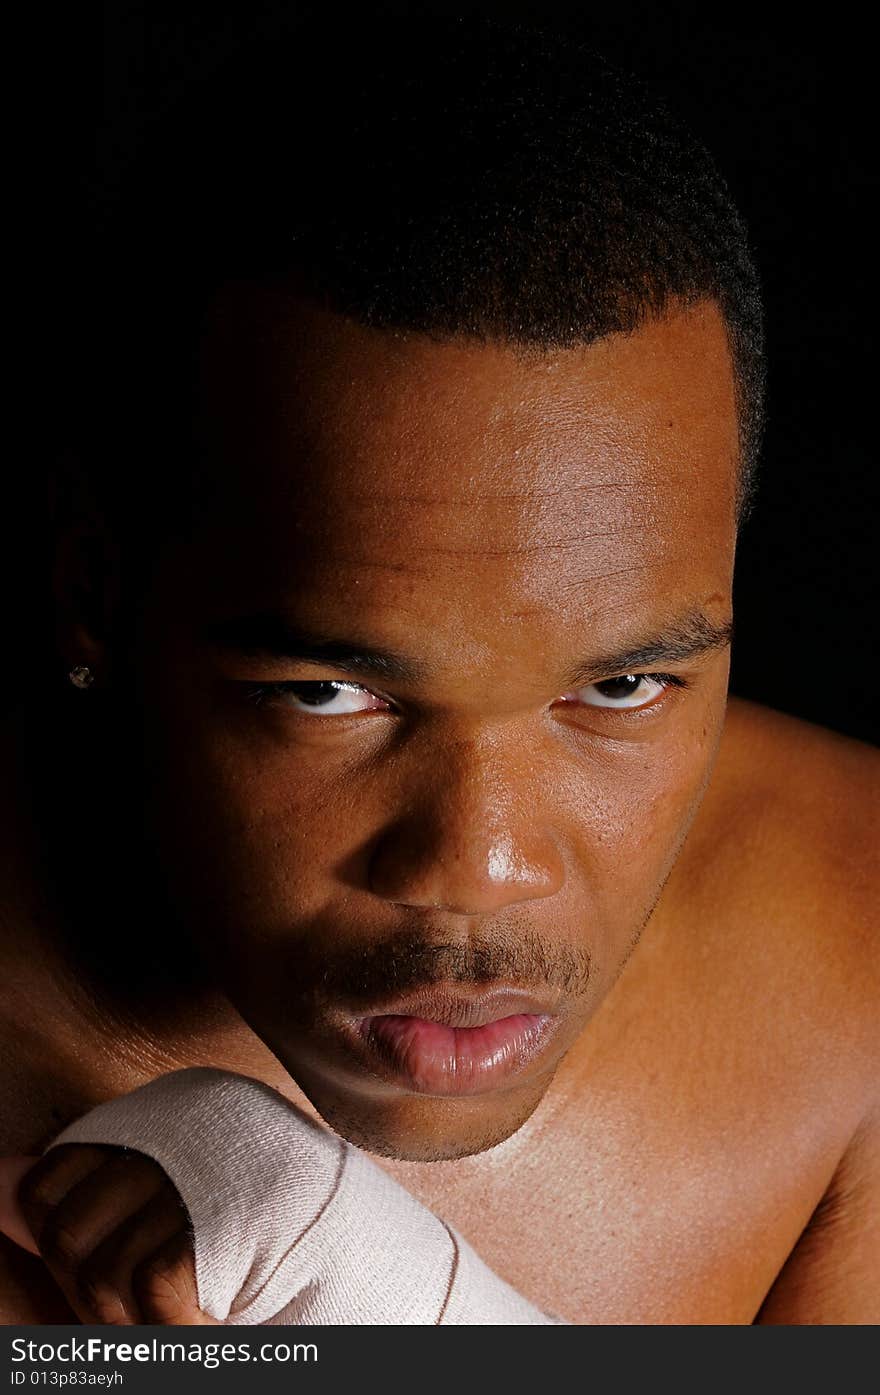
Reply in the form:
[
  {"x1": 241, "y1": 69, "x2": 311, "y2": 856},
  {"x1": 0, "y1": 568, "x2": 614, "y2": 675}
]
[{"x1": 367, "y1": 731, "x2": 566, "y2": 915}]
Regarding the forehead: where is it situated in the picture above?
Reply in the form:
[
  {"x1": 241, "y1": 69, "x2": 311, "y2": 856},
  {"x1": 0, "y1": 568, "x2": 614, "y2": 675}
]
[{"x1": 179, "y1": 290, "x2": 738, "y2": 667}]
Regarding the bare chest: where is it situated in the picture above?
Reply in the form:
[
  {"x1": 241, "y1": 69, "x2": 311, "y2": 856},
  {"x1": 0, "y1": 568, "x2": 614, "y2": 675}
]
[
  {"x1": 375, "y1": 954, "x2": 853, "y2": 1324},
  {"x1": 0, "y1": 923, "x2": 856, "y2": 1326}
]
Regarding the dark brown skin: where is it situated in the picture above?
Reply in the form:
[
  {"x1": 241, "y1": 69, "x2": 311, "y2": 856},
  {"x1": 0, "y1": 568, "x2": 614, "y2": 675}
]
[
  {"x1": 0, "y1": 294, "x2": 876, "y2": 1322},
  {"x1": 0, "y1": 1149, "x2": 220, "y2": 1325},
  {"x1": 120, "y1": 291, "x2": 738, "y2": 1163}
]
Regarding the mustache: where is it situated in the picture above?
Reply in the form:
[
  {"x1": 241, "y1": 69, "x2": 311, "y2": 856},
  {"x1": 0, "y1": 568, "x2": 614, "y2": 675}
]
[{"x1": 296, "y1": 926, "x2": 593, "y2": 1007}]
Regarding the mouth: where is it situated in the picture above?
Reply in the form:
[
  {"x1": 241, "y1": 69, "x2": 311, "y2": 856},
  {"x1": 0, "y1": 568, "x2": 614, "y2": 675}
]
[{"x1": 333, "y1": 986, "x2": 563, "y2": 1097}]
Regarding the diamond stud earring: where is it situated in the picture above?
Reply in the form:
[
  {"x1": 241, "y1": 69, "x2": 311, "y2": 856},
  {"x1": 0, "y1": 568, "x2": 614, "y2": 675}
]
[{"x1": 68, "y1": 664, "x2": 95, "y2": 689}]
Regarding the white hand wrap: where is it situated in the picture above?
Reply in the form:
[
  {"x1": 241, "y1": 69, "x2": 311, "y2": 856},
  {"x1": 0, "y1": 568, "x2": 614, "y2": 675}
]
[{"x1": 44, "y1": 1067, "x2": 566, "y2": 1326}]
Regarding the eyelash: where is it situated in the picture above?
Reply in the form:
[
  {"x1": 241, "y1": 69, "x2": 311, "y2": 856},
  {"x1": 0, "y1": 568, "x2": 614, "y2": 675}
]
[{"x1": 244, "y1": 671, "x2": 690, "y2": 712}]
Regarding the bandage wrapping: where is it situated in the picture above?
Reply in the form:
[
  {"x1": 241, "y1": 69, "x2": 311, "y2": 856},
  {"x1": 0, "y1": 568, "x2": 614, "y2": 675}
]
[{"x1": 44, "y1": 1067, "x2": 566, "y2": 1325}]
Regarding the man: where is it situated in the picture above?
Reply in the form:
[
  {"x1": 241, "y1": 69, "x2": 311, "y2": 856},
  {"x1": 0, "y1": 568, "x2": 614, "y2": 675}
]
[{"x1": 1, "y1": 12, "x2": 877, "y2": 1323}]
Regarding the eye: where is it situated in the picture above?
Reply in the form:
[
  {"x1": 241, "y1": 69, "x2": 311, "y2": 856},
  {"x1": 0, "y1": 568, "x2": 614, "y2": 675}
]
[
  {"x1": 247, "y1": 680, "x2": 389, "y2": 716},
  {"x1": 563, "y1": 673, "x2": 683, "y2": 710}
]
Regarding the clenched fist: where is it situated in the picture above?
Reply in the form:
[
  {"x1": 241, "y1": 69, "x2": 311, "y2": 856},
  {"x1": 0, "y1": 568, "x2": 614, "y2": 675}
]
[{"x1": 0, "y1": 1147, "x2": 221, "y2": 1325}]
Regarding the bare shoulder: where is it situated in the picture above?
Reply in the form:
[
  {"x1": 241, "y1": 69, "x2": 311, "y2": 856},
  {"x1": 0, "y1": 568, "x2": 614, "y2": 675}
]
[
  {"x1": 678, "y1": 696, "x2": 879, "y2": 1088},
  {"x1": 719, "y1": 693, "x2": 879, "y2": 794},
  {"x1": 701, "y1": 701, "x2": 880, "y2": 1324},
  {"x1": 709, "y1": 695, "x2": 878, "y2": 903}
]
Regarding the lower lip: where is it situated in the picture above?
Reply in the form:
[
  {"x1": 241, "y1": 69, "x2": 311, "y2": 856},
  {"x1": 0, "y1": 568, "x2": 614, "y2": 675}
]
[{"x1": 354, "y1": 1012, "x2": 555, "y2": 1096}]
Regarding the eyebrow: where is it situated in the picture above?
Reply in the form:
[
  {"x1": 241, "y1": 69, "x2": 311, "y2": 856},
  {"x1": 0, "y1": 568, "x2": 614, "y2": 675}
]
[
  {"x1": 560, "y1": 611, "x2": 734, "y2": 688},
  {"x1": 203, "y1": 608, "x2": 733, "y2": 687},
  {"x1": 203, "y1": 615, "x2": 426, "y2": 682}
]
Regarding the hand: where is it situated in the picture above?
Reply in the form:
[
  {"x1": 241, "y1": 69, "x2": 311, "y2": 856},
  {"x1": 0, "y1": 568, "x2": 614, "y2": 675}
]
[{"x1": 0, "y1": 1147, "x2": 222, "y2": 1325}]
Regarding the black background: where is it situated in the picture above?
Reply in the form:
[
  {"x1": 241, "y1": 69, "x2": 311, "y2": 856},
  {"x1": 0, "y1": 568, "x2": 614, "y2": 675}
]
[{"x1": 23, "y1": 3, "x2": 876, "y2": 742}]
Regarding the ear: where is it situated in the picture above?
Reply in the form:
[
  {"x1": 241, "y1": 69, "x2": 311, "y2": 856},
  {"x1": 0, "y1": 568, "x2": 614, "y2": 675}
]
[{"x1": 50, "y1": 450, "x2": 123, "y2": 684}]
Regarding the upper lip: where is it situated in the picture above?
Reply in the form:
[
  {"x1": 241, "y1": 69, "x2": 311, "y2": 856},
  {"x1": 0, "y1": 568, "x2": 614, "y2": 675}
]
[{"x1": 345, "y1": 984, "x2": 560, "y2": 1030}]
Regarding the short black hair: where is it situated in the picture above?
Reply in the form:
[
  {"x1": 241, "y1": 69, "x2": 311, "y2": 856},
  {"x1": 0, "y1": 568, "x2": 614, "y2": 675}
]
[{"x1": 75, "y1": 10, "x2": 766, "y2": 533}]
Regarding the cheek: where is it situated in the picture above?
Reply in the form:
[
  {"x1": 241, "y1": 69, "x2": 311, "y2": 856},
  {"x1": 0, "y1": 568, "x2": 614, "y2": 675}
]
[
  {"x1": 560, "y1": 746, "x2": 703, "y2": 897},
  {"x1": 142, "y1": 719, "x2": 366, "y2": 923},
  {"x1": 557, "y1": 688, "x2": 727, "y2": 912},
  {"x1": 136, "y1": 658, "x2": 728, "y2": 955}
]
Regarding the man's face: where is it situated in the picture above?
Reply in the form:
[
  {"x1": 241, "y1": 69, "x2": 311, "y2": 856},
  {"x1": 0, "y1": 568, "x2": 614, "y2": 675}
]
[{"x1": 117, "y1": 291, "x2": 738, "y2": 1160}]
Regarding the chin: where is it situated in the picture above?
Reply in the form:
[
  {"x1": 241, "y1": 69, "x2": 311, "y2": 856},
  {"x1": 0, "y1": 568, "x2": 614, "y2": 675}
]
[{"x1": 294, "y1": 1067, "x2": 557, "y2": 1162}]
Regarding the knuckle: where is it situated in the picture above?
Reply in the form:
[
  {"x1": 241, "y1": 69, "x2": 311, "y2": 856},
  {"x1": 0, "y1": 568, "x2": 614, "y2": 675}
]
[
  {"x1": 17, "y1": 1160, "x2": 64, "y2": 1214},
  {"x1": 76, "y1": 1269, "x2": 127, "y2": 1324},
  {"x1": 17, "y1": 1146, "x2": 108, "y2": 1221},
  {"x1": 38, "y1": 1215, "x2": 89, "y2": 1272},
  {"x1": 131, "y1": 1248, "x2": 189, "y2": 1314}
]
